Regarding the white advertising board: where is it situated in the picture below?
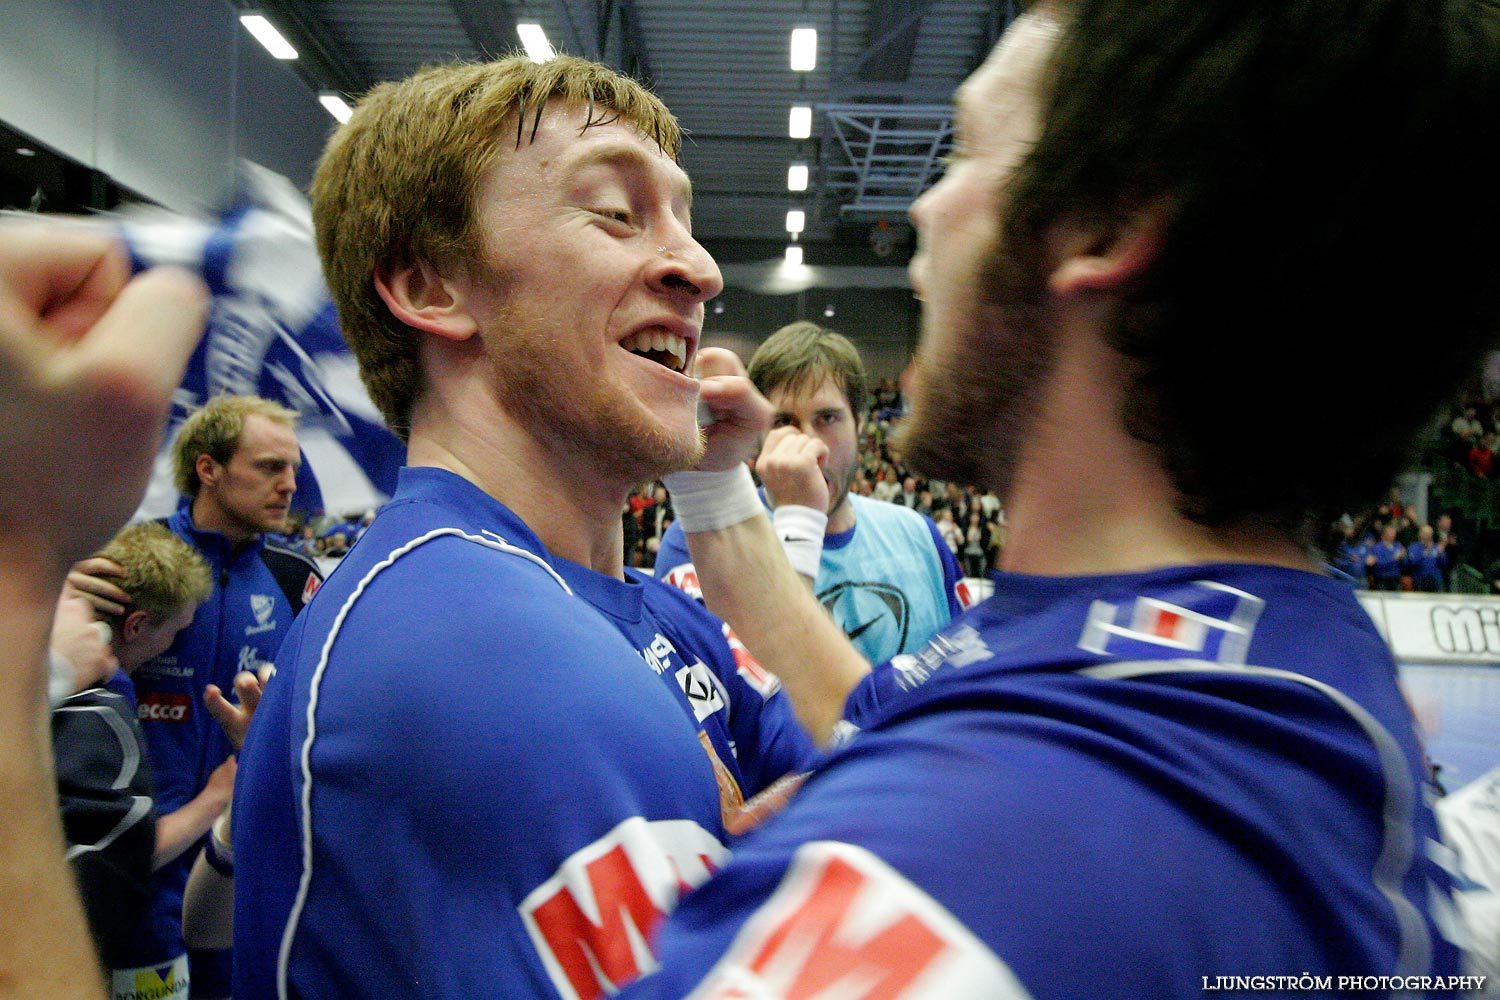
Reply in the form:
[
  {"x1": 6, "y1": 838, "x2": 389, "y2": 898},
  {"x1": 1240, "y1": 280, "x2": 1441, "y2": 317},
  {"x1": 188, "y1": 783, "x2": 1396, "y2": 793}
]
[{"x1": 1357, "y1": 592, "x2": 1500, "y2": 665}]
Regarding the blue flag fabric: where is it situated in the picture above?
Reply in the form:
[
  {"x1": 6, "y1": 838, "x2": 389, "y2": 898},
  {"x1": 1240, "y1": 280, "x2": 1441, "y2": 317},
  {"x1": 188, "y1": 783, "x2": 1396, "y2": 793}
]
[{"x1": 117, "y1": 161, "x2": 403, "y2": 522}]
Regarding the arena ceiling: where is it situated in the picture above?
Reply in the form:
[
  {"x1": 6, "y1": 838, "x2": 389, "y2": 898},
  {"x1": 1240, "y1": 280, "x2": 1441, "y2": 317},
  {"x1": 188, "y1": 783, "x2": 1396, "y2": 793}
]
[{"x1": 240, "y1": 0, "x2": 1018, "y2": 259}]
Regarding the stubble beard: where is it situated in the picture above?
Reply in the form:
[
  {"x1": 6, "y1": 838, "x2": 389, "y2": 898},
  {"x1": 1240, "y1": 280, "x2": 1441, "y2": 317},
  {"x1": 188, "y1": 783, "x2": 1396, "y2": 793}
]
[
  {"x1": 895, "y1": 235, "x2": 1054, "y2": 501},
  {"x1": 491, "y1": 330, "x2": 705, "y2": 488},
  {"x1": 826, "y1": 454, "x2": 859, "y2": 519}
]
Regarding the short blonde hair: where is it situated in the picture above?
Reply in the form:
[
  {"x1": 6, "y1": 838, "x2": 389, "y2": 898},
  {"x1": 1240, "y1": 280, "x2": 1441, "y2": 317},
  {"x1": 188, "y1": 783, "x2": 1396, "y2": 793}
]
[
  {"x1": 97, "y1": 522, "x2": 213, "y2": 619},
  {"x1": 171, "y1": 395, "x2": 299, "y2": 498},
  {"x1": 311, "y1": 53, "x2": 682, "y2": 440}
]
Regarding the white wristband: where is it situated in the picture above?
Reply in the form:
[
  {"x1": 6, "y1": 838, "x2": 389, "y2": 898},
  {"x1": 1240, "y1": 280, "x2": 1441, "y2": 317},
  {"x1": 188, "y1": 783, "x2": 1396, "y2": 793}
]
[
  {"x1": 663, "y1": 465, "x2": 765, "y2": 533},
  {"x1": 772, "y1": 505, "x2": 827, "y2": 579},
  {"x1": 47, "y1": 650, "x2": 75, "y2": 707},
  {"x1": 208, "y1": 802, "x2": 234, "y2": 870}
]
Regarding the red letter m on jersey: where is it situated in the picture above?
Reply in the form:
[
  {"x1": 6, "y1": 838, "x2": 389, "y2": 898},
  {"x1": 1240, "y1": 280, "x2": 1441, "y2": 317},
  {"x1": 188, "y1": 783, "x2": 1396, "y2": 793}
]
[
  {"x1": 530, "y1": 843, "x2": 662, "y2": 999},
  {"x1": 690, "y1": 842, "x2": 1030, "y2": 1000},
  {"x1": 523, "y1": 817, "x2": 728, "y2": 1000},
  {"x1": 738, "y1": 854, "x2": 944, "y2": 999}
]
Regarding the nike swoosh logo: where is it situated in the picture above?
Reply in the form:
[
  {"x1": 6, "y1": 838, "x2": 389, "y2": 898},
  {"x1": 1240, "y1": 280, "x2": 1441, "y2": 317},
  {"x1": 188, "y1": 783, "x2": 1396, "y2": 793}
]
[{"x1": 845, "y1": 618, "x2": 880, "y2": 641}]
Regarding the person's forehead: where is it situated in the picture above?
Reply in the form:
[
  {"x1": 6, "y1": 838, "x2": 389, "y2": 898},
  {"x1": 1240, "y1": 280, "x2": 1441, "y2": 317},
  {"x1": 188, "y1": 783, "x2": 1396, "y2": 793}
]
[
  {"x1": 953, "y1": 7, "x2": 1063, "y2": 138},
  {"x1": 770, "y1": 375, "x2": 850, "y2": 412},
  {"x1": 519, "y1": 104, "x2": 692, "y2": 204},
  {"x1": 236, "y1": 414, "x2": 298, "y2": 453}
]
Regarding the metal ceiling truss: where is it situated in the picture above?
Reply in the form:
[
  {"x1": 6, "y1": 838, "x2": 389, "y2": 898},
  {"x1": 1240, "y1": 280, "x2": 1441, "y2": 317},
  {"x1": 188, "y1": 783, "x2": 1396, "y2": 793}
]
[
  {"x1": 830, "y1": 0, "x2": 936, "y2": 85},
  {"x1": 234, "y1": 0, "x2": 1004, "y2": 244},
  {"x1": 818, "y1": 103, "x2": 951, "y2": 219}
]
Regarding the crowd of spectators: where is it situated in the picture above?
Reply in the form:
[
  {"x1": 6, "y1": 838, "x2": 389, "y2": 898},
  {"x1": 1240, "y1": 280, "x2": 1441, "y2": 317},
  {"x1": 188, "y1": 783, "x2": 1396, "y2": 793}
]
[
  {"x1": 1409, "y1": 394, "x2": 1500, "y2": 592},
  {"x1": 624, "y1": 378, "x2": 1007, "y2": 577},
  {"x1": 275, "y1": 509, "x2": 375, "y2": 563},
  {"x1": 1327, "y1": 495, "x2": 1460, "y2": 592},
  {"x1": 1444, "y1": 396, "x2": 1500, "y2": 479}
]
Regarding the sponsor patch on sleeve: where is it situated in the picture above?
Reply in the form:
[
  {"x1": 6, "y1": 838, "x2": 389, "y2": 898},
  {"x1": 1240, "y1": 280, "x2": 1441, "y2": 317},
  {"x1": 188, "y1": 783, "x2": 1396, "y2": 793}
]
[
  {"x1": 685, "y1": 841, "x2": 1034, "y2": 1000},
  {"x1": 302, "y1": 571, "x2": 321, "y2": 605},
  {"x1": 721, "y1": 625, "x2": 780, "y2": 699},
  {"x1": 521, "y1": 817, "x2": 729, "y2": 1000},
  {"x1": 662, "y1": 563, "x2": 705, "y2": 602}
]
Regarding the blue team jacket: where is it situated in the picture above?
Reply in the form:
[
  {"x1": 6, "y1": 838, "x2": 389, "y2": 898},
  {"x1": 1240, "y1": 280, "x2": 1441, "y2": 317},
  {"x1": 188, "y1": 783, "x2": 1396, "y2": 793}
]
[{"x1": 126, "y1": 504, "x2": 319, "y2": 967}]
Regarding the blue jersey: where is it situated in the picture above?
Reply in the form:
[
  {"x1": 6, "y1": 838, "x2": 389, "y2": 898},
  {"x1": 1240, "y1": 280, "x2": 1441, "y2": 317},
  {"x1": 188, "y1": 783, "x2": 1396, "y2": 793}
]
[
  {"x1": 657, "y1": 493, "x2": 965, "y2": 666},
  {"x1": 629, "y1": 564, "x2": 1462, "y2": 1000},
  {"x1": 125, "y1": 505, "x2": 319, "y2": 973},
  {"x1": 233, "y1": 467, "x2": 816, "y2": 1000},
  {"x1": 551, "y1": 559, "x2": 817, "y2": 804},
  {"x1": 1332, "y1": 538, "x2": 1371, "y2": 583},
  {"x1": 1370, "y1": 539, "x2": 1406, "y2": 581},
  {"x1": 1406, "y1": 542, "x2": 1447, "y2": 589}
]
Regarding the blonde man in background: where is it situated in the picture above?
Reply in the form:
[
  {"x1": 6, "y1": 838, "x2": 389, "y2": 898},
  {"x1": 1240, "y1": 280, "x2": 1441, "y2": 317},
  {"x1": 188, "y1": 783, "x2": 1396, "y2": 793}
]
[
  {"x1": 68, "y1": 393, "x2": 321, "y2": 1000},
  {"x1": 53, "y1": 522, "x2": 213, "y2": 996}
]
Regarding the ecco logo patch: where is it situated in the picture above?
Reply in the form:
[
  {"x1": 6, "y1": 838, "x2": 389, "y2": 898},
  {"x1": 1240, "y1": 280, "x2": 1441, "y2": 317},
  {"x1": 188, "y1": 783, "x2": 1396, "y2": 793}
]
[
  {"x1": 138, "y1": 692, "x2": 191, "y2": 723},
  {"x1": 1077, "y1": 580, "x2": 1264, "y2": 664}
]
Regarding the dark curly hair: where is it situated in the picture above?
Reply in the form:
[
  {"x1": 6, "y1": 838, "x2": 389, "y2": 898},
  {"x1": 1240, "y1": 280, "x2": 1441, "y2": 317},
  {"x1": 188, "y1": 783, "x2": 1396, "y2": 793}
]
[{"x1": 1004, "y1": 0, "x2": 1500, "y2": 538}]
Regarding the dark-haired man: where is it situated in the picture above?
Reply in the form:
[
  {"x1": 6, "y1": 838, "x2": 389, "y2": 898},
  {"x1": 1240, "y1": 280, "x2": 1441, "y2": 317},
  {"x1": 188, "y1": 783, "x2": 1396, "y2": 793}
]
[
  {"x1": 656, "y1": 321, "x2": 966, "y2": 675},
  {"x1": 633, "y1": 0, "x2": 1500, "y2": 994}
]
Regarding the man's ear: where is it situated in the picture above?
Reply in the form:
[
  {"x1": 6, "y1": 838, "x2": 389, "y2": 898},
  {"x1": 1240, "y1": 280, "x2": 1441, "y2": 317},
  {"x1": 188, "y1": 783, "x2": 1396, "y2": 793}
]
[
  {"x1": 374, "y1": 258, "x2": 479, "y2": 342},
  {"x1": 1048, "y1": 204, "x2": 1168, "y2": 298},
  {"x1": 122, "y1": 609, "x2": 150, "y2": 644},
  {"x1": 195, "y1": 453, "x2": 219, "y2": 491}
]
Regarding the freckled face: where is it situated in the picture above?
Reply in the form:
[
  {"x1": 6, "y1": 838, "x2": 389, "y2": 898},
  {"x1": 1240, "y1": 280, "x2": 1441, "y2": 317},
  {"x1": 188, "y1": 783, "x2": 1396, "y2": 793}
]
[{"x1": 455, "y1": 105, "x2": 724, "y2": 485}]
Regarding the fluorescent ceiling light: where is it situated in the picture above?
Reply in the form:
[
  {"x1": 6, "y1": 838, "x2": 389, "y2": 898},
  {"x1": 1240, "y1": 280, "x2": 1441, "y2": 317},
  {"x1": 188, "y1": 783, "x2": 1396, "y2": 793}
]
[
  {"x1": 787, "y1": 163, "x2": 809, "y2": 192},
  {"x1": 319, "y1": 92, "x2": 353, "y2": 123},
  {"x1": 786, "y1": 210, "x2": 806, "y2": 234},
  {"x1": 517, "y1": 23, "x2": 555, "y2": 62},
  {"x1": 240, "y1": 13, "x2": 298, "y2": 60},
  {"x1": 790, "y1": 28, "x2": 817, "y2": 72},
  {"x1": 784, "y1": 245, "x2": 804, "y2": 266},
  {"x1": 789, "y1": 106, "x2": 812, "y2": 140}
]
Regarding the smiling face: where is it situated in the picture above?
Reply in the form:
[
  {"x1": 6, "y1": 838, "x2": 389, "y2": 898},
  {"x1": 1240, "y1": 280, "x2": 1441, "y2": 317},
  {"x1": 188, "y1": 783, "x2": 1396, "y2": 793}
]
[
  {"x1": 452, "y1": 104, "x2": 722, "y2": 486},
  {"x1": 898, "y1": 8, "x2": 1063, "y2": 494}
]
